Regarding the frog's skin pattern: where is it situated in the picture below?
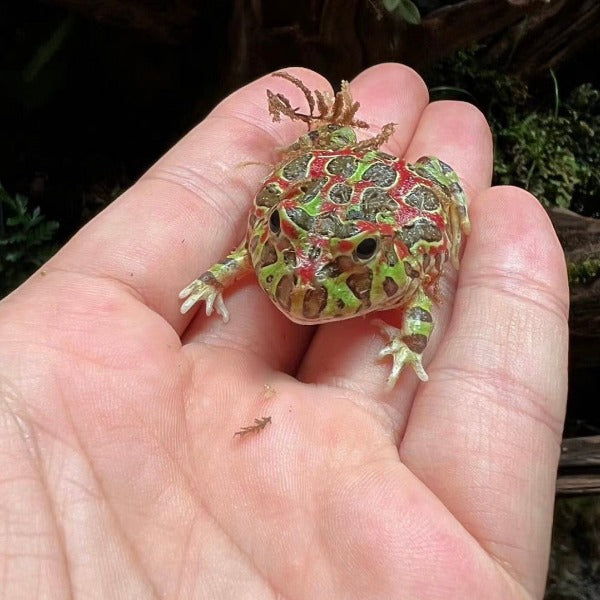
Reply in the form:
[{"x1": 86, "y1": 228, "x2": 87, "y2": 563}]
[{"x1": 180, "y1": 72, "x2": 470, "y2": 387}]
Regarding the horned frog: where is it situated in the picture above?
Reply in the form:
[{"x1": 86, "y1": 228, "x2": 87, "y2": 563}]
[{"x1": 179, "y1": 72, "x2": 470, "y2": 387}]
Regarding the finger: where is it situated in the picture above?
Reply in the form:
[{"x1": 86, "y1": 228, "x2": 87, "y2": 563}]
[
  {"x1": 26, "y1": 67, "x2": 331, "y2": 373},
  {"x1": 299, "y1": 85, "x2": 493, "y2": 410},
  {"x1": 405, "y1": 99, "x2": 494, "y2": 196},
  {"x1": 401, "y1": 187, "x2": 569, "y2": 597},
  {"x1": 351, "y1": 63, "x2": 430, "y2": 156}
]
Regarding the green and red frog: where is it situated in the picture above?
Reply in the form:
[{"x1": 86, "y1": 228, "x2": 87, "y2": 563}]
[{"x1": 179, "y1": 72, "x2": 470, "y2": 387}]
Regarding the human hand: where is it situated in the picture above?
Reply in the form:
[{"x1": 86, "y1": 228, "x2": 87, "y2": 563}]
[{"x1": 0, "y1": 65, "x2": 568, "y2": 599}]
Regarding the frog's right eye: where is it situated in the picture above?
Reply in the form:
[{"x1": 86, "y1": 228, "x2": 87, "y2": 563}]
[
  {"x1": 269, "y1": 209, "x2": 281, "y2": 234},
  {"x1": 355, "y1": 237, "x2": 378, "y2": 260}
]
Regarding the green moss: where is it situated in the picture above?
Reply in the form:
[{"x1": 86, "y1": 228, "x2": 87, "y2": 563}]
[
  {"x1": 567, "y1": 258, "x2": 600, "y2": 285},
  {"x1": 428, "y1": 50, "x2": 600, "y2": 212}
]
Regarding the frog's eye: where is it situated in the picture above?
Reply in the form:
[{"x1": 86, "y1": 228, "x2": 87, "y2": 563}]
[
  {"x1": 355, "y1": 237, "x2": 378, "y2": 260},
  {"x1": 269, "y1": 209, "x2": 281, "y2": 234}
]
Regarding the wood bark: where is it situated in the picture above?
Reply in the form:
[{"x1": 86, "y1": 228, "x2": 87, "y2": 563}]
[
  {"x1": 548, "y1": 208, "x2": 600, "y2": 370},
  {"x1": 557, "y1": 435, "x2": 600, "y2": 496},
  {"x1": 48, "y1": 0, "x2": 600, "y2": 84}
]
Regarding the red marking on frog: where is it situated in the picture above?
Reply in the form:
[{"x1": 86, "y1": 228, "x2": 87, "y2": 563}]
[
  {"x1": 281, "y1": 219, "x2": 297, "y2": 239},
  {"x1": 337, "y1": 240, "x2": 354, "y2": 254}
]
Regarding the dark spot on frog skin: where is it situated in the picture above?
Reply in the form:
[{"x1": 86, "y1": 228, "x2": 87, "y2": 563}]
[
  {"x1": 199, "y1": 272, "x2": 219, "y2": 286},
  {"x1": 403, "y1": 333, "x2": 428, "y2": 353},
  {"x1": 303, "y1": 286, "x2": 328, "y2": 319},
  {"x1": 298, "y1": 177, "x2": 327, "y2": 203},
  {"x1": 326, "y1": 155, "x2": 358, "y2": 178},
  {"x1": 259, "y1": 241, "x2": 278, "y2": 267},
  {"x1": 397, "y1": 218, "x2": 443, "y2": 248},
  {"x1": 361, "y1": 162, "x2": 397, "y2": 187},
  {"x1": 276, "y1": 275, "x2": 294, "y2": 310},
  {"x1": 282, "y1": 154, "x2": 312, "y2": 180},
  {"x1": 360, "y1": 187, "x2": 396, "y2": 221},
  {"x1": 406, "y1": 306, "x2": 432, "y2": 323},
  {"x1": 329, "y1": 182, "x2": 352, "y2": 204},
  {"x1": 319, "y1": 255, "x2": 355, "y2": 279},
  {"x1": 383, "y1": 276, "x2": 399, "y2": 297},
  {"x1": 404, "y1": 186, "x2": 441, "y2": 211},
  {"x1": 347, "y1": 271, "x2": 373, "y2": 305},
  {"x1": 403, "y1": 261, "x2": 420, "y2": 279}
]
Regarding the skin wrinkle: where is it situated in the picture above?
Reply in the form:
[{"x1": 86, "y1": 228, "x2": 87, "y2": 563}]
[
  {"x1": 143, "y1": 168, "x2": 238, "y2": 227},
  {"x1": 23, "y1": 267, "x2": 160, "y2": 329},
  {"x1": 208, "y1": 111, "x2": 307, "y2": 155},
  {"x1": 460, "y1": 268, "x2": 569, "y2": 325},
  {"x1": 130, "y1": 434, "x2": 275, "y2": 597},
  {"x1": 173, "y1": 508, "x2": 197, "y2": 599},
  {"x1": 430, "y1": 363, "x2": 565, "y2": 440},
  {"x1": 176, "y1": 370, "x2": 303, "y2": 598},
  {"x1": 61, "y1": 435, "x2": 161, "y2": 598},
  {"x1": 2, "y1": 383, "x2": 76, "y2": 600},
  {"x1": 53, "y1": 388, "x2": 161, "y2": 600}
]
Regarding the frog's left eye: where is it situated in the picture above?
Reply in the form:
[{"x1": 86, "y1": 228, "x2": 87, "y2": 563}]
[
  {"x1": 269, "y1": 209, "x2": 281, "y2": 234},
  {"x1": 355, "y1": 237, "x2": 378, "y2": 260}
]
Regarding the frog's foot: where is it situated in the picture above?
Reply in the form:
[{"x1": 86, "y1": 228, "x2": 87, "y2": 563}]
[
  {"x1": 373, "y1": 319, "x2": 429, "y2": 388},
  {"x1": 179, "y1": 277, "x2": 229, "y2": 322},
  {"x1": 179, "y1": 243, "x2": 252, "y2": 322}
]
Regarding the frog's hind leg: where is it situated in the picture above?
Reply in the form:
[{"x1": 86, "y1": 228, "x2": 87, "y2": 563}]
[
  {"x1": 373, "y1": 289, "x2": 434, "y2": 387},
  {"x1": 179, "y1": 242, "x2": 252, "y2": 322},
  {"x1": 412, "y1": 156, "x2": 471, "y2": 268}
]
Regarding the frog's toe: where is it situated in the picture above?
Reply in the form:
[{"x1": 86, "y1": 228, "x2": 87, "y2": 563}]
[
  {"x1": 179, "y1": 280, "x2": 230, "y2": 322},
  {"x1": 373, "y1": 319, "x2": 429, "y2": 387}
]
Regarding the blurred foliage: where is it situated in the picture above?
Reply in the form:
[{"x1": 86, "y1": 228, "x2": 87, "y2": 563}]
[
  {"x1": 429, "y1": 49, "x2": 600, "y2": 214},
  {"x1": 380, "y1": 0, "x2": 422, "y2": 24},
  {"x1": 0, "y1": 186, "x2": 59, "y2": 297}
]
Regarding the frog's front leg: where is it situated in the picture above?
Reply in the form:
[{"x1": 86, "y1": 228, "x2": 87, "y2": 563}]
[
  {"x1": 179, "y1": 241, "x2": 252, "y2": 322},
  {"x1": 373, "y1": 288, "x2": 434, "y2": 388}
]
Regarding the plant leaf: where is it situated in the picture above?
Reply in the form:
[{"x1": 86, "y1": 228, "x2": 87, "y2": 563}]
[{"x1": 397, "y1": 0, "x2": 421, "y2": 25}]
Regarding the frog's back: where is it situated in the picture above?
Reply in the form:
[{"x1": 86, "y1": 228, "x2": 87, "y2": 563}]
[{"x1": 247, "y1": 148, "x2": 454, "y2": 324}]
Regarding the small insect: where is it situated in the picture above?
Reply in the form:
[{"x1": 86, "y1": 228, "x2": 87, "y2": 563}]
[{"x1": 234, "y1": 416, "x2": 272, "y2": 438}]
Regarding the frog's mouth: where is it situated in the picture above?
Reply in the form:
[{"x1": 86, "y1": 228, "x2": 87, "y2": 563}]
[{"x1": 264, "y1": 255, "x2": 378, "y2": 324}]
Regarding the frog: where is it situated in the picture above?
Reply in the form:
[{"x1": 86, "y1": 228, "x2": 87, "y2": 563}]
[{"x1": 179, "y1": 72, "x2": 470, "y2": 387}]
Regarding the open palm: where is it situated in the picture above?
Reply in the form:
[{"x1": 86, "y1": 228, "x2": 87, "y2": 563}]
[{"x1": 0, "y1": 65, "x2": 568, "y2": 599}]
